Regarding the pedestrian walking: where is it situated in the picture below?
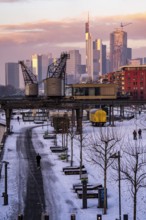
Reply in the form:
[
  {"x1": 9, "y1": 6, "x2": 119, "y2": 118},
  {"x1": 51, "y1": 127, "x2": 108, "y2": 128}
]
[
  {"x1": 36, "y1": 153, "x2": 41, "y2": 168},
  {"x1": 138, "y1": 129, "x2": 142, "y2": 139},
  {"x1": 17, "y1": 116, "x2": 20, "y2": 124},
  {"x1": 133, "y1": 130, "x2": 137, "y2": 140}
]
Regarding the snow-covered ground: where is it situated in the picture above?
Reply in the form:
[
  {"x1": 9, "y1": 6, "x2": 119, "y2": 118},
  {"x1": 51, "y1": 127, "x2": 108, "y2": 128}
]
[{"x1": 0, "y1": 110, "x2": 146, "y2": 220}]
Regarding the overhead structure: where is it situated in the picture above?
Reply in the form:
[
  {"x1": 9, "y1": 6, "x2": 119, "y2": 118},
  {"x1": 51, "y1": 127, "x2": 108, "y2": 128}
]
[
  {"x1": 44, "y1": 52, "x2": 70, "y2": 97},
  {"x1": 19, "y1": 61, "x2": 38, "y2": 97}
]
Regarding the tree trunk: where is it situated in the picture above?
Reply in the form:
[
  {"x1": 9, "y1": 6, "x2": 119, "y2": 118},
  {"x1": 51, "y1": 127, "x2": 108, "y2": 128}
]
[
  {"x1": 70, "y1": 136, "x2": 73, "y2": 166},
  {"x1": 103, "y1": 168, "x2": 107, "y2": 214},
  {"x1": 133, "y1": 189, "x2": 137, "y2": 220}
]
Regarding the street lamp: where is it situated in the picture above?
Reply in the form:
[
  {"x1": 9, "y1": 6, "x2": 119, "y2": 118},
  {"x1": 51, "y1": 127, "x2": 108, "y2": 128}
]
[
  {"x1": 110, "y1": 151, "x2": 121, "y2": 220},
  {"x1": 47, "y1": 118, "x2": 49, "y2": 133},
  {"x1": 2, "y1": 161, "x2": 9, "y2": 205}
]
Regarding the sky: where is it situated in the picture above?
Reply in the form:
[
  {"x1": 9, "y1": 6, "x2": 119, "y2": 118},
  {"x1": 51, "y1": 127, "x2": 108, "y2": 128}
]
[
  {"x1": 1, "y1": 108, "x2": 146, "y2": 219},
  {"x1": 0, "y1": 0, "x2": 146, "y2": 84}
]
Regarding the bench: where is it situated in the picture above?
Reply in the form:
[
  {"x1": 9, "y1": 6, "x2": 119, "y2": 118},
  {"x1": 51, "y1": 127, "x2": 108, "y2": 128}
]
[
  {"x1": 50, "y1": 147, "x2": 67, "y2": 153},
  {"x1": 62, "y1": 165, "x2": 85, "y2": 172},
  {"x1": 64, "y1": 169, "x2": 87, "y2": 175},
  {"x1": 73, "y1": 183, "x2": 92, "y2": 190},
  {"x1": 77, "y1": 190, "x2": 98, "y2": 199},
  {"x1": 43, "y1": 134, "x2": 56, "y2": 139},
  {"x1": 74, "y1": 184, "x2": 102, "y2": 193}
]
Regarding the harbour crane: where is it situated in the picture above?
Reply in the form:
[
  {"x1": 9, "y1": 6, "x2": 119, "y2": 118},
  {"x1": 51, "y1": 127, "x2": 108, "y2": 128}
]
[
  {"x1": 46, "y1": 52, "x2": 70, "y2": 79},
  {"x1": 19, "y1": 61, "x2": 38, "y2": 96},
  {"x1": 19, "y1": 53, "x2": 69, "y2": 97},
  {"x1": 19, "y1": 61, "x2": 38, "y2": 85}
]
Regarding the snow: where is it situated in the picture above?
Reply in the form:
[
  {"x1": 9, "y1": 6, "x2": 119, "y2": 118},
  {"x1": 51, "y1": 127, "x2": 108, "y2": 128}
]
[{"x1": 0, "y1": 109, "x2": 146, "y2": 220}]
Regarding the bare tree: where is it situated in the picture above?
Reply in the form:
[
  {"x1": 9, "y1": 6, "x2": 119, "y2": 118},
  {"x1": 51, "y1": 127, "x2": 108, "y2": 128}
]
[
  {"x1": 75, "y1": 119, "x2": 89, "y2": 178},
  {"x1": 68, "y1": 124, "x2": 76, "y2": 166},
  {"x1": 119, "y1": 142, "x2": 146, "y2": 220},
  {"x1": 86, "y1": 127, "x2": 122, "y2": 214}
]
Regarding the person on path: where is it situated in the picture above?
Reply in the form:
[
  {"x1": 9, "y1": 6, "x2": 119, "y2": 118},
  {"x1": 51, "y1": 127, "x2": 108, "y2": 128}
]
[
  {"x1": 36, "y1": 153, "x2": 41, "y2": 168},
  {"x1": 133, "y1": 130, "x2": 137, "y2": 140},
  {"x1": 17, "y1": 116, "x2": 20, "y2": 124},
  {"x1": 138, "y1": 129, "x2": 142, "y2": 139}
]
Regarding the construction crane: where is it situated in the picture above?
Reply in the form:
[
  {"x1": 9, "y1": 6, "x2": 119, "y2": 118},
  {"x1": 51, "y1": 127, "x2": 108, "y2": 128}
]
[
  {"x1": 46, "y1": 52, "x2": 70, "y2": 79},
  {"x1": 120, "y1": 22, "x2": 132, "y2": 29},
  {"x1": 19, "y1": 61, "x2": 38, "y2": 85}
]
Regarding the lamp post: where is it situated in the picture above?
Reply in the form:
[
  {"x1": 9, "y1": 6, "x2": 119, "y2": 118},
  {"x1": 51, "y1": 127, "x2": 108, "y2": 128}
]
[
  {"x1": 2, "y1": 161, "x2": 9, "y2": 205},
  {"x1": 110, "y1": 151, "x2": 121, "y2": 220},
  {"x1": 47, "y1": 118, "x2": 49, "y2": 133}
]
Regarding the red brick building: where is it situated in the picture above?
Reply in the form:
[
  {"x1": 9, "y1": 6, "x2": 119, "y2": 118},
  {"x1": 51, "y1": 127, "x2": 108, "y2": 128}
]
[{"x1": 101, "y1": 65, "x2": 146, "y2": 100}]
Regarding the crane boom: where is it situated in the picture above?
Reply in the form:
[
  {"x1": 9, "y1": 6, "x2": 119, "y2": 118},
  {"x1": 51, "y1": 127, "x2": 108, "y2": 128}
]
[
  {"x1": 46, "y1": 53, "x2": 70, "y2": 78},
  {"x1": 19, "y1": 61, "x2": 38, "y2": 85},
  {"x1": 120, "y1": 22, "x2": 132, "y2": 28}
]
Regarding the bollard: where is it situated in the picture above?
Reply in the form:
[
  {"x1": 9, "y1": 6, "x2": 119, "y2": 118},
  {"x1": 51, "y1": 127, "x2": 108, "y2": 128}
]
[
  {"x1": 71, "y1": 213, "x2": 76, "y2": 220},
  {"x1": 123, "y1": 214, "x2": 128, "y2": 220},
  {"x1": 18, "y1": 214, "x2": 23, "y2": 220},
  {"x1": 44, "y1": 214, "x2": 49, "y2": 220},
  {"x1": 82, "y1": 179, "x2": 87, "y2": 208},
  {"x1": 97, "y1": 214, "x2": 102, "y2": 220},
  {"x1": 41, "y1": 213, "x2": 49, "y2": 220}
]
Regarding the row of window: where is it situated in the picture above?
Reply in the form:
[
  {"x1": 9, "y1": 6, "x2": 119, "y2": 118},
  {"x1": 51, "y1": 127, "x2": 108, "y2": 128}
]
[{"x1": 127, "y1": 89, "x2": 144, "y2": 94}]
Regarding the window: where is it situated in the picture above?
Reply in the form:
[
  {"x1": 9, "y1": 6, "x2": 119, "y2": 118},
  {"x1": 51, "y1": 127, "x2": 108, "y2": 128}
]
[{"x1": 95, "y1": 87, "x2": 100, "y2": 95}]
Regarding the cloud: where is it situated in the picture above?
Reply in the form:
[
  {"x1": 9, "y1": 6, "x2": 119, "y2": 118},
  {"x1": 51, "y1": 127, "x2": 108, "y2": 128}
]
[
  {"x1": 0, "y1": 19, "x2": 84, "y2": 48},
  {"x1": 0, "y1": 0, "x2": 27, "y2": 2},
  {"x1": 0, "y1": 11, "x2": 145, "y2": 49},
  {"x1": 0, "y1": 0, "x2": 51, "y2": 2},
  {"x1": 91, "y1": 12, "x2": 146, "y2": 41},
  {"x1": 0, "y1": 12, "x2": 145, "y2": 68}
]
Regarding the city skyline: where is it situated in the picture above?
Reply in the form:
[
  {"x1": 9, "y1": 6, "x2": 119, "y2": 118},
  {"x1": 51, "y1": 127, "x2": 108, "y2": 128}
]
[{"x1": 0, "y1": 0, "x2": 146, "y2": 84}]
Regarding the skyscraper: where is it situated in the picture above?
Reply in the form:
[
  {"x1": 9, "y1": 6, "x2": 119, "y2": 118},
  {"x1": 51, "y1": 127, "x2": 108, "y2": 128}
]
[
  {"x1": 93, "y1": 39, "x2": 107, "y2": 80},
  {"x1": 66, "y1": 50, "x2": 81, "y2": 84},
  {"x1": 85, "y1": 16, "x2": 93, "y2": 81},
  {"x1": 110, "y1": 28, "x2": 128, "y2": 71},
  {"x1": 31, "y1": 54, "x2": 51, "y2": 92},
  {"x1": 5, "y1": 62, "x2": 19, "y2": 89}
]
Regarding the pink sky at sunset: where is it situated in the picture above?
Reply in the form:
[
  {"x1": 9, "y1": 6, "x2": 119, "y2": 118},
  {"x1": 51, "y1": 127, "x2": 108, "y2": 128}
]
[{"x1": 0, "y1": 0, "x2": 146, "y2": 85}]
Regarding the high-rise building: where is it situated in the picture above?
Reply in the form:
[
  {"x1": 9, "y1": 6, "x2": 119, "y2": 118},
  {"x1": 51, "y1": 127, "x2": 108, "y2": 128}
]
[
  {"x1": 110, "y1": 28, "x2": 129, "y2": 71},
  {"x1": 143, "y1": 57, "x2": 146, "y2": 64},
  {"x1": 85, "y1": 16, "x2": 93, "y2": 81},
  {"x1": 128, "y1": 58, "x2": 143, "y2": 66},
  {"x1": 5, "y1": 62, "x2": 19, "y2": 89},
  {"x1": 31, "y1": 54, "x2": 51, "y2": 92},
  {"x1": 66, "y1": 50, "x2": 81, "y2": 84},
  {"x1": 93, "y1": 39, "x2": 107, "y2": 80},
  {"x1": 127, "y1": 48, "x2": 132, "y2": 61}
]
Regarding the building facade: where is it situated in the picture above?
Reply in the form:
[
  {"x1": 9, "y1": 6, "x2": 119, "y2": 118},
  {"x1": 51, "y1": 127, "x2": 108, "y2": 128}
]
[
  {"x1": 5, "y1": 62, "x2": 19, "y2": 89},
  {"x1": 66, "y1": 50, "x2": 81, "y2": 84},
  {"x1": 110, "y1": 29, "x2": 130, "y2": 72},
  {"x1": 93, "y1": 39, "x2": 107, "y2": 81},
  {"x1": 31, "y1": 54, "x2": 52, "y2": 92},
  {"x1": 102, "y1": 65, "x2": 146, "y2": 100}
]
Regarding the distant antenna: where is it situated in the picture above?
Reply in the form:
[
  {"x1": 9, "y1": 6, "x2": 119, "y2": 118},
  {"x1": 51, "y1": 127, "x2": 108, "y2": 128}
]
[{"x1": 85, "y1": 12, "x2": 90, "y2": 33}]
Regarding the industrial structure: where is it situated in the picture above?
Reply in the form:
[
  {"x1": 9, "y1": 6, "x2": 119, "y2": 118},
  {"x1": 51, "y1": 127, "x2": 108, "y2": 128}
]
[
  {"x1": 19, "y1": 60, "x2": 38, "y2": 97},
  {"x1": 19, "y1": 53, "x2": 69, "y2": 98}
]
